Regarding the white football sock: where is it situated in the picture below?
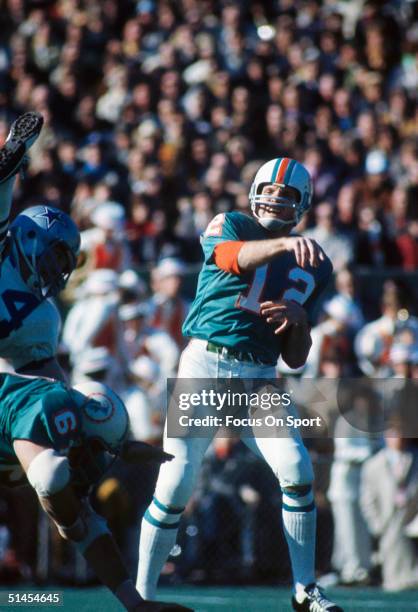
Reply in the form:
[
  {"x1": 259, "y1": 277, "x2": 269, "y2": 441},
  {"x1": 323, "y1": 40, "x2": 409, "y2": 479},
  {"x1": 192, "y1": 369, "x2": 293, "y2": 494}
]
[
  {"x1": 282, "y1": 489, "x2": 316, "y2": 595},
  {"x1": 136, "y1": 498, "x2": 183, "y2": 600}
]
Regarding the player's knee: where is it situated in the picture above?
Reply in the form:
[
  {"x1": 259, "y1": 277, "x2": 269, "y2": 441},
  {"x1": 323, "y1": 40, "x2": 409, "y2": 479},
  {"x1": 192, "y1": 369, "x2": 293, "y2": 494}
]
[
  {"x1": 281, "y1": 483, "x2": 315, "y2": 512},
  {"x1": 297, "y1": 456, "x2": 314, "y2": 486},
  {"x1": 272, "y1": 447, "x2": 314, "y2": 489},
  {"x1": 27, "y1": 449, "x2": 70, "y2": 497},
  {"x1": 279, "y1": 449, "x2": 315, "y2": 511}
]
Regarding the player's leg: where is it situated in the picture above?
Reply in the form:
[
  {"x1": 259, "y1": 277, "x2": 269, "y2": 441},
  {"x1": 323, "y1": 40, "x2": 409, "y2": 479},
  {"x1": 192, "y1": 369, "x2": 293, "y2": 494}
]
[
  {"x1": 0, "y1": 174, "x2": 16, "y2": 224},
  {"x1": 0, "y1": 112, "x2": 43, "y2": 229},
  {"x1": 243, "y1": 428, "x2": 316, "y2": 594},
  {"x1": 137, "y1": 340, "x2": 216, "y2": 600},
  {"x1": 0, "y1": 112, "x2": 43, "y2": 184},
  {"x1": 240, "y1": 365, "x2": 314, "y2": 580},
  {"x1": 137, "y1": 430, "x2": 213, "y2": 599},
  {"x1": 244, "y1": 420, "x2": 342, "y2": 610},
  {"x1": 331, "y1": 497, "x2": 371, "y2": 584},
  {"x1": 238, "y1": 360, "x2": 341, "y2": 609}
]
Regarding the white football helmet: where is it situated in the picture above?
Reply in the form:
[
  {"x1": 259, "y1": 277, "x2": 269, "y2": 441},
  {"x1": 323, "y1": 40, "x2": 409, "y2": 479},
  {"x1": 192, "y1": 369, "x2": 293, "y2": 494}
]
[
  {"x1": 249, "y1": 157, "x2": 313, "y2": 231},
  {"x1": 73, "y1": 381, "x2": 129, "y2": 453}
]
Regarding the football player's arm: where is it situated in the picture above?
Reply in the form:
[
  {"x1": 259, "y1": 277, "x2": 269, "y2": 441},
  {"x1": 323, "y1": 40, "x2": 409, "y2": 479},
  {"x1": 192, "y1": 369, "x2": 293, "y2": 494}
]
[
  {"x1": 12, "y1": 440, "x2": 145, "y2": 611},
  {"x1": 0, "y1": 175, "x2": 16, "y2": 255},
  {"x1": 235, "y1": 236, "x2": 326, "y2": 272}
]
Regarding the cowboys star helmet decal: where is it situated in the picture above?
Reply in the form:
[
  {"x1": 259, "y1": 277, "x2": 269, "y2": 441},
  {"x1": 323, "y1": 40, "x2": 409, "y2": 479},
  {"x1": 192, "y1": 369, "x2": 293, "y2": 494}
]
[{"x1": 34, "y1": 206, "x2": 67, "y2": 230}]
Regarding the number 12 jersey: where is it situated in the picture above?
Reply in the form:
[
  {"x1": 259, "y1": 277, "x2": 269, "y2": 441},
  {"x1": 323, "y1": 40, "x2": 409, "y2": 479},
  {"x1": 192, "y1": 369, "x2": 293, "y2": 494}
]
[{"x1": 183, "y1": 212, "x2": 333, "y2": 365}]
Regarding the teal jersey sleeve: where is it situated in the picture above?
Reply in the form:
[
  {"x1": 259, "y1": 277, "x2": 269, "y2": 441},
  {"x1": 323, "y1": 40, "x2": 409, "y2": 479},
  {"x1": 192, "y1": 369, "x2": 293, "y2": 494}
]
[
  {"x1": 200, "y1": 212, "x2": 259, "y2": 263},
  {"x1": 6, "y1": 376, "x2": 82, "y2": 452}
]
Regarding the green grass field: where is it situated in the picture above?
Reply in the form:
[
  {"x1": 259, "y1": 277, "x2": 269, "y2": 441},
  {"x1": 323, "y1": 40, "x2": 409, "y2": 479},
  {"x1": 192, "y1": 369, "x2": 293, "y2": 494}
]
[{"x1": 1, "y1": 586, "x2": 418, "y2": 612}]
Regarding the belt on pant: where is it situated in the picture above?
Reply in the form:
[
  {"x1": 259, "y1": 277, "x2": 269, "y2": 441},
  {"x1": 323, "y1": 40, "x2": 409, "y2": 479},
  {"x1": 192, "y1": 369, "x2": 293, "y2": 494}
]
[{"x1": 206, "y1": 341, "x2": 274, "y2": 366}]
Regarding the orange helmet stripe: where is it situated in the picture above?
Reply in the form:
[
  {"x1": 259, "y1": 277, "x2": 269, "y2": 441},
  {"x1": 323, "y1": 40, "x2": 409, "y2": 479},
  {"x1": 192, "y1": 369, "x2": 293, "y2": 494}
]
[{"x1": 274, "y1": 157, "x2": 291, "y2": 184}]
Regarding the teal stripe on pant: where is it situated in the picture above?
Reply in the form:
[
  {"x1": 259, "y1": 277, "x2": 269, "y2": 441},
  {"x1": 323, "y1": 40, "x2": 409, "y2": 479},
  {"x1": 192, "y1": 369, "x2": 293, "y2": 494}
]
[
  {"x1": 283, "y1": 501, "x2": 315, "y2": 513},
  {"x1": 152, "y1": 496, "x2": 184, "y2": 514},
  {"x1": 283, "y1": 485, "x2": 312, "y2": 498},
  {"x1": 144, "y1": 509, "x2": 180, "y2": 529}
]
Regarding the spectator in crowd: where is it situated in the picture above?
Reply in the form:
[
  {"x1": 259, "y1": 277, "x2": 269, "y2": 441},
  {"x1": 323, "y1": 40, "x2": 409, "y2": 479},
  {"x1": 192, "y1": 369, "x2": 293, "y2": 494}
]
[
  {"x1": 328, "y1": 386, "x2": 381, "y2": 585},
  {"x1": 355, "y1": 279, "x2": 417, "y2": 377},
  {"x1": 304, "y1": 270, "x2": 364, "y2": 377},
  {"x1": 118, "y1": 268, "x2": 148, "y2": 305},
  {"x1": 122, "y1": 355, "x2": 163, "y2": 445},
  {"x1": 360, "y1": 417, "x2": 418, "y2": 591},
  {"x1": 62, "y1": 269, "x2": 126, "y2": 371},
  {"x1": 334, "y1": 269, "x2": 365, "y2": 329},
  {"x1": 119, "y1": 301, "x2": 179, "y2": 378},
  {"x1": 84, "y1": 201, "x2": 132, "y2": 272},
  {"x1": 355, "y1": 204, "x2": 401, "y2": 268},
  {"x1": 396, "y1": 217, "x2": 418, "y2": 271},
  {"x1": 0, "y1": 0, "x2": 414, "y2": 272},
  {"x1": 148, "y1": 258, "x2": 190, "y2": 349},
  {"x1": 388, "y1": 343, "x2": 417, "y2": 379},
  {"x1": 303, "y1": 202, "x2": 354, "y2": 272}
]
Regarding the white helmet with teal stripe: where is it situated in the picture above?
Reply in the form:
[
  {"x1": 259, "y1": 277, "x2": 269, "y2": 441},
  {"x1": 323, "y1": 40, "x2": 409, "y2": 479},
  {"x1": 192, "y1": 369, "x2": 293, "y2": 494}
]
[{"x1": 249, "y1": 157, "x2": 313, "y2": 231}]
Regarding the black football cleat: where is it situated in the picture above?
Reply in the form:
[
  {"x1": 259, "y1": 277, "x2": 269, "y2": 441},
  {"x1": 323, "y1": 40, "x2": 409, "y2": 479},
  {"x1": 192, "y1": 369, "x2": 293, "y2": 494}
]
[
  {"x1": 291, "y1": 583, "x2": 343, "y2": 612},
  {"x1": 0, "y1": 111, "x2": 43, "y2": 183}
]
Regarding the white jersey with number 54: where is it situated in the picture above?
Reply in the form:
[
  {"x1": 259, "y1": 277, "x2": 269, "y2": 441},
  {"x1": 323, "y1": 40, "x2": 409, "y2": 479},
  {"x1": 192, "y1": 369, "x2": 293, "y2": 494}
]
[{"x1": 0, "y1": 240, "x2": 60, "y2": 370}]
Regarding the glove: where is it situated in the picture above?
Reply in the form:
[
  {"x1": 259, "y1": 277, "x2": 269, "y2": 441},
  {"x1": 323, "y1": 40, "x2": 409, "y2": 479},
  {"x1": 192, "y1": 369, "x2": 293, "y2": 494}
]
[
  {"x1": 120, "y1": 441, "x2": 174, "y2": 465},
  {"x1": 56, "y1": 497, "x2": 93, "y2": 542},
  {"x1": 57, "y1": 515, "x2": 86, "y2": 541}
]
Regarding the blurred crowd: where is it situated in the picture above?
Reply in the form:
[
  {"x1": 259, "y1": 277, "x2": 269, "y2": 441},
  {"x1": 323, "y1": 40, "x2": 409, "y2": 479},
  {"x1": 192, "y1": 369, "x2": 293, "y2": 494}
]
[
  {"x1": 0, "y1": 0, "x2": 418, "y2": 594},
  {"x1": 0, "y1": 0, "x2": 417, "y2": 268}
]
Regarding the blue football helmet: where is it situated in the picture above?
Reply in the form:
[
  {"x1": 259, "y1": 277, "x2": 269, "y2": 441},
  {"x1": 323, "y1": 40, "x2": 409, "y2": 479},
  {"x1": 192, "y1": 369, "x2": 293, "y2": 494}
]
[
  {"x1": 9, "y1": 205, "x2": 80, "y2": 299},
  {"x1": 249, "y1": 157, "x2": 313, "y2": 231}
]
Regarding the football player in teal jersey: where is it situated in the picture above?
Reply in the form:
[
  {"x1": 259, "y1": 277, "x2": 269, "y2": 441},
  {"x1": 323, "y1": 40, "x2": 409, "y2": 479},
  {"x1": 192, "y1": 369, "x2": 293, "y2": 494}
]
[
  {"x1": 138, "y1": 158, "x2": 343, "y2": 612},
  {"x1": 0, "y1": 373, "x2": 192, "y2": 612},
  {"x1": 0, "y1": 112, "x2": 80, "y2": 380}
]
